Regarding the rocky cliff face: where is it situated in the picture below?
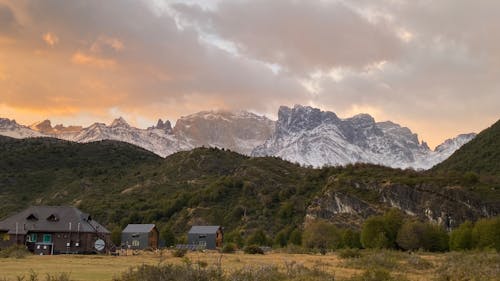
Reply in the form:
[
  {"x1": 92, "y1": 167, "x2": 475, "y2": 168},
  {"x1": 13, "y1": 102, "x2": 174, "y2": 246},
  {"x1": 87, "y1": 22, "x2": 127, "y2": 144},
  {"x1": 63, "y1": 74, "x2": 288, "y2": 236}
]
[
  {"x1": 173, "y1": 110, "x2": 275, "y2": 155},
  {"x1": 306, "y1": 178, "x2": 498, "y2": 229}
]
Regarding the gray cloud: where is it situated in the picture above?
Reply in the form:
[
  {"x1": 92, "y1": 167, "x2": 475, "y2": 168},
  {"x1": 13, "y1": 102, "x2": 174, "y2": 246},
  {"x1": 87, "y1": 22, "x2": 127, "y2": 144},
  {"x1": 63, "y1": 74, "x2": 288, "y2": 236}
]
[
  {"x1": 0, "y1": 3, "x2": 18, "y2": 35},
  {"x1": 174, "y1": 0, "x2": 403, "y2": 74}
]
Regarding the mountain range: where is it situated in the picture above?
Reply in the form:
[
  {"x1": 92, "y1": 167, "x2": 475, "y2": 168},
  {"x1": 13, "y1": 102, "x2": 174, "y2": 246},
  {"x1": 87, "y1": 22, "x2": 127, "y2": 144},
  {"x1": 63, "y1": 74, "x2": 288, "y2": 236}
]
[{"x1": 0, "y1": 105, "x2": 475, "y2": 169}]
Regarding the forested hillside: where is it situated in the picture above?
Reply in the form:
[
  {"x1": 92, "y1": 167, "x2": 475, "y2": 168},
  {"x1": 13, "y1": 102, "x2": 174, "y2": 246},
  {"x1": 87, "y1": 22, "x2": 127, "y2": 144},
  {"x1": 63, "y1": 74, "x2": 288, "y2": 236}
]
[
  {"x1": 433, "y1": 119, "x2": 500, "y2": 175},
  {"x1": 0, "y1": 135, "x2": 498, "y2": 243}
]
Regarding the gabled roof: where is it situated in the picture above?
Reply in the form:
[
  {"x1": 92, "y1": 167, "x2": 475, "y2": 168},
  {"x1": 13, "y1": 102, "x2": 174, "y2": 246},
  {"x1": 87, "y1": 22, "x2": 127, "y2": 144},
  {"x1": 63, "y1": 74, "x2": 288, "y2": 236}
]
[
  {"x1": 0, "y1": 206, "x2": 110, "y2": 234},
  {"x1": 122, "y1": 224, "x2": 156, "y2": 233},
  {"x1": 188, "y1": 225, "x2": 221, "y2": 234}
]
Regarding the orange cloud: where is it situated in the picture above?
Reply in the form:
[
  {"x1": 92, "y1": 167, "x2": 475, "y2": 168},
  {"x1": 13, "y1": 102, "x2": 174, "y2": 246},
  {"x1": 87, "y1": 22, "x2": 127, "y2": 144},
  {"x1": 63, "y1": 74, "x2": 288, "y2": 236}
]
[
  {"x1": 90, "y1": 36, "x2": 124, "y2": 53},
  {"x1": 71, "y1": 52, "x2": 117, "y2": 69},
  {"x1": 42, "y1": 32, "x2": 59, "y2": 46}
]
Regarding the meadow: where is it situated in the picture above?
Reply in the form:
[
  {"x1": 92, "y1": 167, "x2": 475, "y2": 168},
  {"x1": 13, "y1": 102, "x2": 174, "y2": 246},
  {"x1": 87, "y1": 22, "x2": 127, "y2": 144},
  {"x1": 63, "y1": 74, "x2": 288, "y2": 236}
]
[{"x1": 1, "y1": 249, "x2": 498, "y2": 281}]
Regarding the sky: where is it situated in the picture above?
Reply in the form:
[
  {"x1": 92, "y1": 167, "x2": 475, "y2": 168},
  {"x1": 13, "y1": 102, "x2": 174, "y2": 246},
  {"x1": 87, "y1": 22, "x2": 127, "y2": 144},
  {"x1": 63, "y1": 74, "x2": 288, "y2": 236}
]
[{"x1": 0, "y1": 0, "x2": 499, "y2": 148}]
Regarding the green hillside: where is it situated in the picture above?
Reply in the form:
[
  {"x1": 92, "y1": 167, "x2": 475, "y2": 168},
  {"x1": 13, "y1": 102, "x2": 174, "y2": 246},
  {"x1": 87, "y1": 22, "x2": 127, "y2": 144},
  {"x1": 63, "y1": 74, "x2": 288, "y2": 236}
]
[
  {"x1": 433, "y1": 119, "x2": 500, "y2": 175},
  {"x1": 0, "y1": 135, "x2": 497, "y2": 243}
]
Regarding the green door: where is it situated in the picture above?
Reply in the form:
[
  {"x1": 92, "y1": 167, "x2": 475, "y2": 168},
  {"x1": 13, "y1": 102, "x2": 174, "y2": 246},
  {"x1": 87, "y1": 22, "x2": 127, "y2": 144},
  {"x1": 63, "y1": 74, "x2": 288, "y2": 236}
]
[{"x1": 43, "y1": 234, "x2": 52, "y2": 243}]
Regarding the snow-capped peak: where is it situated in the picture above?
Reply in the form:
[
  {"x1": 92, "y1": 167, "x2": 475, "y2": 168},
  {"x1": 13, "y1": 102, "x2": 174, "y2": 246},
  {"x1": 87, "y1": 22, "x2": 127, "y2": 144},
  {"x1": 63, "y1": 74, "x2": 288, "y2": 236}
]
[
  {"x1": 110, "y1": 117, "x2": 130, "y2": 128},
  {"x1": 253, "y1": 105, "x2": 474, "y2": 170}
]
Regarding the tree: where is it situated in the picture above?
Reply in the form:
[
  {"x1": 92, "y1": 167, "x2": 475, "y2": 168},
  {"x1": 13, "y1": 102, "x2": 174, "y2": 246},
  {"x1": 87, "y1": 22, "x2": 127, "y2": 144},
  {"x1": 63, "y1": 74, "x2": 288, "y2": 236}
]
[
  {"x1": 225, "y1": 229, "x2": 245, "y2": 248},
  {"x1": 422, "y1": 223, "x2": 449, "y2": 252},
  {"x1": 111, "y1": 226, "x2": 122, "y2": 246},
  {"x1": 449, "y1": 221, "x2": 474, "y2": 250},
  {"x1": 288, "y1": 229, "x2": 302, "y2": 246},
  {"x1": 274, "y1": 229, "x2": 288, "y2": 248},
  {"x1": 246, "y1": 229, "x2": 270, "y2": 246},
  {"x1": 472, "y1": 217, "x2": 500, "y2": 251},
  {"x1": 382, "y1": 209, "x2": 404, "y2": 248},
  {"x1": 397, "y1": 221, "x2": 426, "y2": 251},
  {"x1": 160, "y1": 226, "x2": 176, "y2": 247},
  {"x1": 342, "y1": 229, "x2": 362, "y2": 249},
  {"x1": 302, "y1": 220, "x2": 342, "y2": 251},
  {"x1": 361, "y1": 216, "x2": 390, "y2": 249}
]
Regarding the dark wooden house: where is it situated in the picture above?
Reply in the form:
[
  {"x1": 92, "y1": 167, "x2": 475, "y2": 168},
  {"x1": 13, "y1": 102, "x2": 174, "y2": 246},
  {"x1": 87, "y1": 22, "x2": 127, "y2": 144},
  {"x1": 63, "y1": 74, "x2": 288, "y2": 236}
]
[
  {"x1": 121, "y1": 224, "x2": 159, "y2": 250},
  {"x1": 187, "y1": 225, "x2": 223, "y2": 250},
  {"x1": 0, "y1": 206, "x2": 110, "y2": 255}
]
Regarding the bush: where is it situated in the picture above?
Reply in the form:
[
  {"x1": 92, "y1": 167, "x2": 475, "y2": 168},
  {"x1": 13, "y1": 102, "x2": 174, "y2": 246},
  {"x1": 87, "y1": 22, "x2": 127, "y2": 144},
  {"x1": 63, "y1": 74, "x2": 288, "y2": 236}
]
[
  {"x1": 338, "y1": 248, "x2": 362, "y2": 259},
  {"x1": 348, "y1": 267, "x2": 406, "y2": 281},
  {"x1": 222, "y1": 243, "x2": 236, "y2": 253},
  {"x1": 172, "y1": 248, "x2": 188, "y2": 258},
  {"x1": 342, "y1": 250, "x2": 401, "y2": 271},
  {"x1": 0, "y1": 244, "x2": 30, "y2": 259},
  {"x1": 11, "y1": 271, "x2": 73, "y2": 281},
  {"x1": 246, "y1": 229, "x2": 270, "y2": 246},
  {"x1": 113, "y1": 264, "x2": 222, "y2": 281},
  {"x1": 449, "y1": 221, "x2": 474, "y2": 250},
  {"x1": 435, "y1": 251, "x2": 500, "y2": 281},
  {"x1": 244, "y1": 245, "x2": 264, "y2": 255},
  {"x1": 406, "y1": 255, "x2": 434, "y2": 270}
]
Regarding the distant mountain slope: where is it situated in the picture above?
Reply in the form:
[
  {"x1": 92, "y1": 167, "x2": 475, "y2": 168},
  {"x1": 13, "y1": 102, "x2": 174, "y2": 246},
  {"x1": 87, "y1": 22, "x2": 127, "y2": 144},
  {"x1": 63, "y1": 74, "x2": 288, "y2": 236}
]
[
  {"x1": 433, "y1": 119, "x2": 500, "y2": 175},
  {"x1": 0, "y1": 136, "x2": 496, "y2": 238},
  {"x1": 0, "y1": 118, "x2": 44, "y2": 138}
]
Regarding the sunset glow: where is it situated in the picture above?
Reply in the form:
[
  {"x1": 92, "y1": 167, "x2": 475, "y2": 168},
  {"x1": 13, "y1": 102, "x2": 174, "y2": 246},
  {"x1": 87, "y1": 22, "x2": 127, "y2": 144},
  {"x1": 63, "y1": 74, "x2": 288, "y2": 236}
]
[{"x1": 0, "y1": 0, "x2": 499, "y2": 147}]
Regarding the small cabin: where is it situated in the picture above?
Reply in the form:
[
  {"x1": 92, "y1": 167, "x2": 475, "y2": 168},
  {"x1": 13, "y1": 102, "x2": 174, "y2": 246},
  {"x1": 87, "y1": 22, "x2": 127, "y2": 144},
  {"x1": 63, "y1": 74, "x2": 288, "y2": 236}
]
[
  {"x1": 121, "y1": 224, "x2": 159, "y2": 250},
  {"x1": 187, "y1": 225, "x2": 223, "y2": 250}
]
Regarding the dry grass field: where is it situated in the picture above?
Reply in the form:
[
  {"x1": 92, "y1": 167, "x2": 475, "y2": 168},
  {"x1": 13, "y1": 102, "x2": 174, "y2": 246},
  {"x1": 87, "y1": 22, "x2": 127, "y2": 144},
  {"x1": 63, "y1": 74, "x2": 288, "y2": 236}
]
[{"x1": 0, "y1": 250, "x2": 498, "y2": 281}]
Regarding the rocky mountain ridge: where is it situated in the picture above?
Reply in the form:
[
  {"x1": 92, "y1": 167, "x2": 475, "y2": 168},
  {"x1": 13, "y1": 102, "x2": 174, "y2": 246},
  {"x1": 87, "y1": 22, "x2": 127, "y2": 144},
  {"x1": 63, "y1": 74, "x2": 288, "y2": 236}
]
[
  {"x1": 252, "y1": 105, "x2": 475, "y2": 169},
  {"x1": 0, "y1": 105, "x2": 475, "y2": 169}
]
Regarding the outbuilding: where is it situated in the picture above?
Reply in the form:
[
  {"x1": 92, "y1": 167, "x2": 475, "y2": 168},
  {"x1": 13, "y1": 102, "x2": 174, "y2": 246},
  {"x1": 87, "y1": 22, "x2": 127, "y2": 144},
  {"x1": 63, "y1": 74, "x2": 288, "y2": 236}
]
[
  {"x1": 187, "y1": 225, "x2": 223, "y2": 250},
  {"x1": 121, "y1": 224, "x2": 159, "y2": 250},
  {"x1": 0, "y1": 206, "x2": 110, "y2": 255}
]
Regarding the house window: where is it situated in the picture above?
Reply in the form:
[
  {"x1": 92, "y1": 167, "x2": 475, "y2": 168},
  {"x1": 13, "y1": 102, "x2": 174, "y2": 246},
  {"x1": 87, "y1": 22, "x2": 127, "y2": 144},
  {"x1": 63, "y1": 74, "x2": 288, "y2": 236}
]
[
  {"x1": 2, "y1": 233, "x2": 9, "y2": 241},
  {"x1": 43, "y1": 234, "x2": 52, "y2": 243},
  {"x1": 27, "y1": 233, "x2": 37, "y2": 242},
  {"x1": 198, "y1": 235, "x2": 207, "y2": 238},
  {"x1": 132, "y1": 240, "x2": 140, "y2": 247}
]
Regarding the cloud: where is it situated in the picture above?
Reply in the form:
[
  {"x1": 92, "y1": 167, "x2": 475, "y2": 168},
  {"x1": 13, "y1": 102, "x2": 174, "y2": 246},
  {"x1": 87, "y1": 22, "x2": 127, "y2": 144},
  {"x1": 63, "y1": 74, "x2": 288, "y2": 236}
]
[
  {"x1": 0, "y1": 0, "x2": 498, "y2": 147},
  {"x1": 0, "y1": 3, "x2": 19, "y2": 38},
  {"x1": 0, "y1": 0, "x2": 307, "y2": 126},
  {"x1": 42, "y1": 32, "x2": 58, "y2": 46},
  {"x1": 71, "y1": 52, "x2": 117, "y2": 69},
  {"x1": 174, "y1": 0, "x2": 403, "y2": 75}
]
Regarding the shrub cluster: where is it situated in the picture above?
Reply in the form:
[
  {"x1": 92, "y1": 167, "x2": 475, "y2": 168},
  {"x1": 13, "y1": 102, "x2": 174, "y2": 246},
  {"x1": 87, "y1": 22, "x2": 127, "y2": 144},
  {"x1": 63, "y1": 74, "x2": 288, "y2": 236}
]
[
  {"x1": 113, "y1": 263, "x2": 336, "y2": 281},
  {"x1": 294, "y1": 209, "x2": 498, "y2": 253},
  {"x1": 0, "y1": 245, "x2": 30, "y2": 259}
]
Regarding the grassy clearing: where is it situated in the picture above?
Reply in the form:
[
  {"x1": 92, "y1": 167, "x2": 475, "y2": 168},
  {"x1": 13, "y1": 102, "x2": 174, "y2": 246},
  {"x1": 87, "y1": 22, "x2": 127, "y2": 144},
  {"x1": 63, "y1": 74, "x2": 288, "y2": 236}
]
[{"x1": 0, "y1": 250, "x2": 497, "y2": 281}]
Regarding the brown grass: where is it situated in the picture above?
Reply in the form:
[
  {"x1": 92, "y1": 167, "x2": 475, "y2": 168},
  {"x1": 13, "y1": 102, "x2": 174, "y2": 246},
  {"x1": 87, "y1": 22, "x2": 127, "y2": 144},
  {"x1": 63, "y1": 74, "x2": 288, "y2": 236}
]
[{"x1": 0, "y1": 250, "x2": 492, "y2": 281}]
